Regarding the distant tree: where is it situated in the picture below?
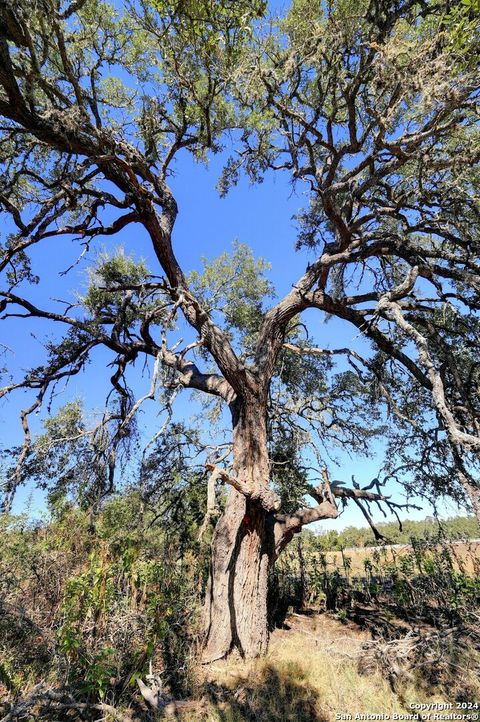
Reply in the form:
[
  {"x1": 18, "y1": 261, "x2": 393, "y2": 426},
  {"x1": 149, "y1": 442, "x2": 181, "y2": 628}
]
[
  {"x1": 0, "y1": 0, "x2": 479, "y2": 660},
  {"x1": 316, "y1": 515, "x2": 480, "y2": 550}
]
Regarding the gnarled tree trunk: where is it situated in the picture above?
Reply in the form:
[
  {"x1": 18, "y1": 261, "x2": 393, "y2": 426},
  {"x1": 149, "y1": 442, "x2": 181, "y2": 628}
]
[
  {"x1": 201, "y1": 393, "x2": 341, "y2": 661},
  {"x1": 202, "y1": 397, "x2": 274, "y2": 661}
]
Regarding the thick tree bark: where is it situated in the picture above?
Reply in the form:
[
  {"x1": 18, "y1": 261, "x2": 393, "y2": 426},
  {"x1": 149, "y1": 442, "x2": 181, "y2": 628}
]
[
  {"x1": 462, "y1": 475, "x2": 480, "y2": 523},
  {"x1": 201, "y1": 395, "x2": 341, "y2": 661},
  {"x1": 202, "y1": 397, "x2": 274, "y2": 661}
]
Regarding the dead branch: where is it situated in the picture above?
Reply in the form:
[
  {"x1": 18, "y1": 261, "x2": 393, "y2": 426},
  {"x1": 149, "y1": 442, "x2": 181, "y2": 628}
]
[
  {"x1": 0, "y1": 685, "x2": 133, "y2": 722},
  {"x1": 198, "y1": 465, "x2": 223, "y2": 541},
  {"x1": 205, "y1": 463, "x2": 281, "y2": 512}
]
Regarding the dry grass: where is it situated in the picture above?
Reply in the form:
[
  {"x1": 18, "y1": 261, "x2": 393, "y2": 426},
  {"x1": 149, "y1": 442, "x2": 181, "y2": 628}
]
[
  {"x1": 176, "y1": 614, "x2": 455, "y2": 722},
  {"x1": 3, "y1": 611, "x2": 477, "y2": 721},
  {"x1": 324, "y1": 540, "x2": 480, "y2": 577}
]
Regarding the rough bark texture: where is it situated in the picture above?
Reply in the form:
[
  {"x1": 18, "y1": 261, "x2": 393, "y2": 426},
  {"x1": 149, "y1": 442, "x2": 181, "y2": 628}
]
[
  {"x1": 462, "y1": 476, "x2": 480, "y2": 523},
  {"x1": 203, "y1": 398, "x2": 273, "y2": 661},
  {"x1": 202, "y1": 397, "x2": 344, "y2": 660}
]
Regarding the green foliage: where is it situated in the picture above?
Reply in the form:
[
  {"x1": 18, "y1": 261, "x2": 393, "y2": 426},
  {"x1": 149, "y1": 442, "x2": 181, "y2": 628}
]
[
  {"x1": 84, "y1": 248, "x2": 149, "y2": 312},
  {"x1": 138, "y1": 0, "x2": 267, "y2": 159},
  {"x1": 362, "y1": 534, "x2": 480, "y2": 625},
  {"x1": 274, "y1": 527, "x2": 480, "y2": 632},
  {"x1": 0, "y1": 491, "x2": 207, "y2": 707},
  {"x1": 82, "y1": 248, "x2": 171, "y2": 334},
  {"x1": 188, "y1": 241, "x2": 274, "y2": 349},
  {"x1": 269, "y1": 340, "x2": 386, "y2": 474},
  {"x1": 443, "y1": 0, "x2": 480, "y2": 61},
  {"x1": 276, "y1": 344, "x2": 329, "y2": 402},
  {"x1": 58, "y1": 535, "x2": 197, "y2": 698},
  {"x1": 15, "y1": 400, "x2": 114, "y2": 509},
  {"x1": 269, "y1": 432, "x2": 309, "y2": 513},
  {"x1": 150, "y1": 0, "x2": 267, "y2": 50}
]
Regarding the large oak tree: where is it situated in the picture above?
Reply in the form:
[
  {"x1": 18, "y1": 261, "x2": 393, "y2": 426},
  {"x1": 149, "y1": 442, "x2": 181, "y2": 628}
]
[{"x1": 0, "y1": 0, "x2": 479, "y2": 660}]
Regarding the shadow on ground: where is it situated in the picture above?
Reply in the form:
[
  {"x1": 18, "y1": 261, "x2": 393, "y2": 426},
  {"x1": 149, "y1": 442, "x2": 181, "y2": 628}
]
[
  {"x1": 348, "y1": 603, "x2": 412, "y2": 639},
  {"x1": 202, "y1": 662, "x2": 328, "y2": 722}
]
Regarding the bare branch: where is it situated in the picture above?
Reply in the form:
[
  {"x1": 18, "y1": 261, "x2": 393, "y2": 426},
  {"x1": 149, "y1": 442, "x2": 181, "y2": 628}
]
[{"x1": 205, "y1": 463, "x2": 281, "y2": 512}]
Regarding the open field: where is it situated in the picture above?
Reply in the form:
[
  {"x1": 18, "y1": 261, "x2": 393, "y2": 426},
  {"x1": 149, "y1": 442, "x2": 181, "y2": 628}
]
[{"x1": 324, "y1": 540, "x2": 480, "y2": 577}]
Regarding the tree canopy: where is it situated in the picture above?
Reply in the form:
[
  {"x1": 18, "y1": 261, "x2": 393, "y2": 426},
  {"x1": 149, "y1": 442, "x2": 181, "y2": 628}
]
[{"x1": 0, "y1": 0, "x2": 479, "y2": 535}]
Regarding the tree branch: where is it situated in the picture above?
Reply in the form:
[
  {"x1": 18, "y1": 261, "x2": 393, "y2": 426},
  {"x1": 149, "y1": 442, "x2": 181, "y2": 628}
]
[{"x1": 205, "y1": 463, "x2": 281, "y2": 512}]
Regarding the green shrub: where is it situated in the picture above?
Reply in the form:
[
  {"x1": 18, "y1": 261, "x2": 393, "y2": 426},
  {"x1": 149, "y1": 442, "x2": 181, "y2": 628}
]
[{"x1": 0, "y1": 494, "x2": 205, "y2": 708}]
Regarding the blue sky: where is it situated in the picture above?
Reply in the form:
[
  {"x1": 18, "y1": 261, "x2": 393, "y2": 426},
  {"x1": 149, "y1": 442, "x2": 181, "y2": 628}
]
[
  {"x1": 2, "y1": 148, "x2": 463, "y2": 529},
  {"x1": 0, "y1": 0, "x2": 466, "y2": 529}
]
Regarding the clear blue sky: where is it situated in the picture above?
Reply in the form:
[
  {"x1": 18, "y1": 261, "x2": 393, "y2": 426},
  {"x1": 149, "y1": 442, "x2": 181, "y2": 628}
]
[
  {"x1": 2, "y1": 148, "x2": 463, "y2": 528},
  {"x1": 0, "y1": 0, "x2": 465, "y2": 529}
]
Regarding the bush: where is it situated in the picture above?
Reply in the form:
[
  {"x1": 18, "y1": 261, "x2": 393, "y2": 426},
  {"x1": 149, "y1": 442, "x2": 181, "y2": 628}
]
[{"x1": 0, "y1": 493, "x2": 206, "y2": 712}]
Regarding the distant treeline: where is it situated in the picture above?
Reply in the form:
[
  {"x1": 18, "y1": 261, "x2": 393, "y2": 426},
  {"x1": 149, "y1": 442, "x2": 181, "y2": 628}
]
[{"x1": 312, "y1": 515, "x2": 480, "y2": 551}]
